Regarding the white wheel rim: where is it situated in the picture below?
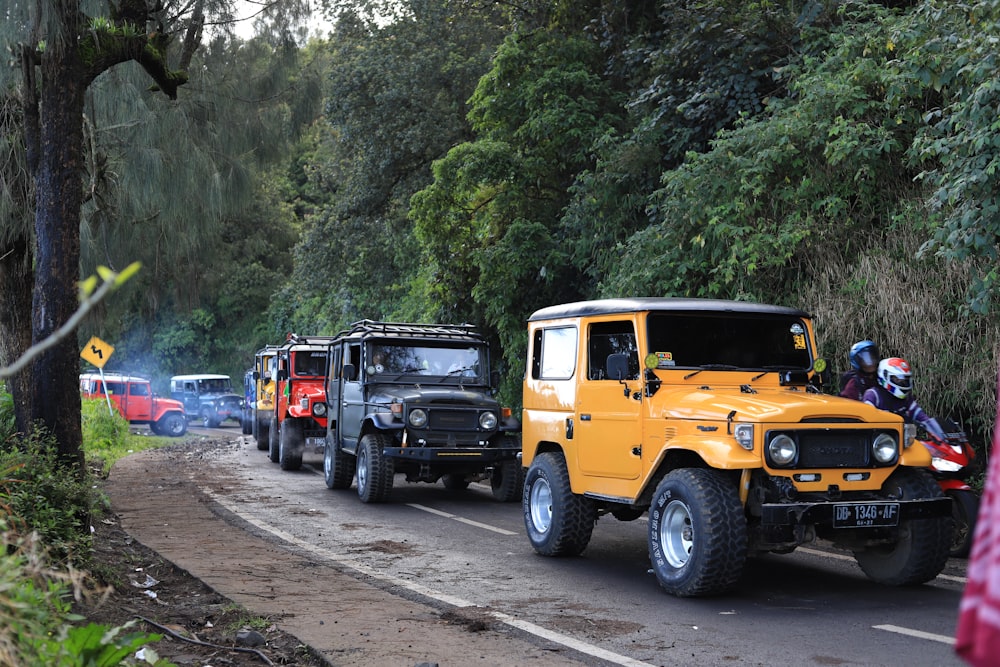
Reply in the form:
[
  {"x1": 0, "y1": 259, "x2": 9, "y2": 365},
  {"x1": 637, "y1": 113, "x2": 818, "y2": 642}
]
[
  {"x1": 660, "y1": 499, "x2": 693, "y2": 569},
  {"x1": 357, "y1": 447, "x2": 368, "y2": 492},
  {"x1": 529, "y1": 477, "x2": 553, "y2": 534}
]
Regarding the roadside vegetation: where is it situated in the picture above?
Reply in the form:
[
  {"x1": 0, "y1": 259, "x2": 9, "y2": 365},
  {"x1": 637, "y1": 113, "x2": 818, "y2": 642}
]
[{"x1": 0, "y1": 393, "x2": 179, "y2": 665}]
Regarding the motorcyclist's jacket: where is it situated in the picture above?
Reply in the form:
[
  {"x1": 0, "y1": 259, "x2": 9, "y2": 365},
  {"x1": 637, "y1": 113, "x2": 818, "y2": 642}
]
[
  {"x1": 862, "y1": 385, "x2": 946, "y2": 440},
  {"x1": 839, "y1": 370, "x2": 878, "y2": 401}
]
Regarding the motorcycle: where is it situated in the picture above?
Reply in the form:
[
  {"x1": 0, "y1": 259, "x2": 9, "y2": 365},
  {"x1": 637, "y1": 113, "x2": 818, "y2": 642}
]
[{"x1": 919, "y1": 421, "x2": 980, "y2": 558}]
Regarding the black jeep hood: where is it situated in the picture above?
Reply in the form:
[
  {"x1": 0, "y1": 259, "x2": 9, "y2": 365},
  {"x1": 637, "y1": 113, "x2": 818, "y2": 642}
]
[{"x1": 370, "y1": 385, "x2": 498, "y2": 407}]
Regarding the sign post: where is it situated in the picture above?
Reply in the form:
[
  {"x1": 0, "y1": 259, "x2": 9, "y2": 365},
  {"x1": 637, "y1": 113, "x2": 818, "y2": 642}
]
[{"x1": 80, "y1": 336, "x2": 115, "y2": 416}]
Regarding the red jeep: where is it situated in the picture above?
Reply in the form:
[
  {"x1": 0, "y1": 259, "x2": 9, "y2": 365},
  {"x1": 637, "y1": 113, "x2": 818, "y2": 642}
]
[
  {"x1": 80, "y1": 372, "x2": 188, "y2": 437},
  {"x1": 268, "y1": 335, "x2": 333, "y2": 470}
]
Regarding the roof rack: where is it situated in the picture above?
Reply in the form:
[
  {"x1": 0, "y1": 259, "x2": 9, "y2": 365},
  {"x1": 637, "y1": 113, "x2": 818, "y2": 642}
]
[
  {"x1": 284, "y1": 334, "x2": 338, "y2": 346},
  {"x1": 338, "y1": 320, "x2": 484, "y2": 341}
]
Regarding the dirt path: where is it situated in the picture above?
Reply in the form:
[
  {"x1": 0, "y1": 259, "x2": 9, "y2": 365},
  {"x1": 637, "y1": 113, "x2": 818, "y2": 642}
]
[{"x1": 106, "y1": 438, "x2": 593, "y2": 666}]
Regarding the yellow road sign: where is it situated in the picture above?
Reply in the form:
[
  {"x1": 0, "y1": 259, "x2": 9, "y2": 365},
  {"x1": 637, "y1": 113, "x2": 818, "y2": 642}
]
[{"x1": 81, "y1": 336, "x2": 114, "y2": 369}]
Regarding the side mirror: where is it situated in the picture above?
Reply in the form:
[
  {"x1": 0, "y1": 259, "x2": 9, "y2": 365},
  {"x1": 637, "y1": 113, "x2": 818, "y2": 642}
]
[
  {"x1": 490, "y1": 370, "x2": 500, "y2": 388},
  {"x1": 343, "y1": 363, "x2": 358, "y2": 382},
  {"x1": 606, "y1": 353, "x2": 629, "y2": 381},
  {"x1": 277, "y1": 369, "x2": 288, "y2": 381},
  {"x1": 252, "y1": 371, "x2": 260, "y2": 381}
]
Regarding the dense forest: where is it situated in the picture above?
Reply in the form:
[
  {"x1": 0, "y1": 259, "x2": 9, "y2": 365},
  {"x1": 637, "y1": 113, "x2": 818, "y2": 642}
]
[{"x1": 4, "y1": 0, "x2": 1000, "y2": 451}]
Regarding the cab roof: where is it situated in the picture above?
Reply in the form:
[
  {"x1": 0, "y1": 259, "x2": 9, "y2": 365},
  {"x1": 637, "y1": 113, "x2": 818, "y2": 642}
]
[{"x1": 527, "y1": 298, "x2": 811, "y2": 322}]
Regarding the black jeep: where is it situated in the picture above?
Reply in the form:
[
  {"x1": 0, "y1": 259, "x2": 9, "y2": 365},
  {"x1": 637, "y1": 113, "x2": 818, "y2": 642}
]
[{"x1": 323, "y1": 320, "x2": 521, "y2": 503}]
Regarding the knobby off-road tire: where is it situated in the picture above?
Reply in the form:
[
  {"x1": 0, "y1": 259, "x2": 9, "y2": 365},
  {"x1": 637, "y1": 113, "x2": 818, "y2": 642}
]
[
  {"x1": 491, "y1": 460, "x2": 524, "y2": 503},
  {"x1": 279, "y1": 418, "x2": 304, "y2": 471},
  {"x1": 947, "y1": 489, "x2": 979, "y2": 559},
  {"x1": 523, "y1": 452, "x2": 596, "y2": 556},
  {"x1": 853, "y1": 468, "x2": 951, "y2": 585},
  {"x1": 157, "y1": 413, "x2": 187, "y2": 437},
  {"x1": 442, "y1": 474, "x2": 470, "y2": 491},
  {"x1": 255, "y1": 415, "x2": 269, "y2": 451},
  {"x1": 268, "y1": 418, "x2": 280, "y2": 463},
  {"x1": 648, "y1": 468, "x2": 747, "y2": 598},
  {"x1": 324, "y1": 431, "x2": 356, "y2": 490},
  {"x1": 201, "y1": 408, "x2": 220, "y2": 429},
  {"x1": 356, "y1": 433, "x2": 394, "y2": 503}
]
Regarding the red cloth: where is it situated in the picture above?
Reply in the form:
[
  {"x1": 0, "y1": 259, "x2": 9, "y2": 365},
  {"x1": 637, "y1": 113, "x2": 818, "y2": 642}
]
[{"x1": 956, "y1": 374, "x2": 1000, "y2": 666}]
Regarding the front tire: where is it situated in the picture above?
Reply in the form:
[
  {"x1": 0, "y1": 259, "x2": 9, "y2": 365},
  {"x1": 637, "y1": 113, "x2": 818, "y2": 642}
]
[
  {"x1": 853, "y1": 468, "x2": 950, "y2": 585},
  {"x1": 648, "y1": 468, "x2": 747, "y2": 597},
  {"x1": 201, "y1": 408, "x2": 220, "y2": 429},
  {"x1": 356, "y1": 433, "x2": 394, "y2": 503},
  {"x1": 324, "y1": 431, "x2": 356, "y2": 490},
  {"x1": 157, "y1": 413, "x2": 187, "y2": 438},
  {"x1": 491, "y1": 460, "x2": 524, "y2": 503},
  {"x1": 523, "y1": 452, "x2": 595, "y2": 556},
  {"x1": 279, "y1": 418, "x2": 304, "y2": 471},
  {"x1": 947, "y1": 489, "x2": 979, "y2": 559}
]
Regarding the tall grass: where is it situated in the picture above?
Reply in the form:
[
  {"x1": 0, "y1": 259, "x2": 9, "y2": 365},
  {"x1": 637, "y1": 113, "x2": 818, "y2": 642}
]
[{"x1": 800, "y1": 223, "x2": 999, "y2": 459}]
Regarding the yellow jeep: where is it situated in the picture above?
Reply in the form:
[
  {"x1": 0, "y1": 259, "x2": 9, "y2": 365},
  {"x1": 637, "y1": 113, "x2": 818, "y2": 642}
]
[
  {"x1": 251, "y1": 345, "x2": 280, "y2": 451},
  {"x1": 521, "y1": 298, "x2": 952, "y2": 597}
]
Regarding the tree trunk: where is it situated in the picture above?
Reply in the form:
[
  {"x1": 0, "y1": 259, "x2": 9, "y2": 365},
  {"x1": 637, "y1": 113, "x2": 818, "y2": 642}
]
[
  {"x1": 0, "y1": 234, "x2": 35, "y2": 437},
  {"x1": 29, "y1": 38, "x2": 88, "y2": 472}
]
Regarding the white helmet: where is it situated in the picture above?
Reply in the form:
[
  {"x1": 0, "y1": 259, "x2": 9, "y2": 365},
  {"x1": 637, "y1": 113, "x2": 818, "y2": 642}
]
[{"x1": 877, "y1": 357, "x2": 912, "y2": 399}]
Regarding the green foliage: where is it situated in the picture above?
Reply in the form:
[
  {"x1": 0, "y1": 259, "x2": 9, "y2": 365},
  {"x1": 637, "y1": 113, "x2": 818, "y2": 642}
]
[
  {"x1": 0, "y1": 430, "x2": 99, "y2": 566},
  {"x1": 901, "y1": 0, "x2": 1000, "y2": 312},
  {"x1": 80, "y1": 398, "x2": 131, "y2": 473},
  {"x1": 0, "y1": 528, "x2": 168, "y2": 666},
  {"x1": 0, "y1": 391, "x2": 14, "y2": 442}
]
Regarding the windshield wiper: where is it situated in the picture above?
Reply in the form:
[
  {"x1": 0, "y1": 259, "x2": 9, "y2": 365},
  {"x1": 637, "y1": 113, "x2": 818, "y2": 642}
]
[
  {"x1": 683, "y1": 364, "x2": 739, "y2": 380},
  {"x1": 751, "y1": 365, "x2": 803, "y2": 381}
]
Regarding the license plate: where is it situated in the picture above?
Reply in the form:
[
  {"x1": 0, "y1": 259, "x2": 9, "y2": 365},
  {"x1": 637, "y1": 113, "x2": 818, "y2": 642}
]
[{"x1": 833, "y1": 502, "x2": 900, "y2": 528}]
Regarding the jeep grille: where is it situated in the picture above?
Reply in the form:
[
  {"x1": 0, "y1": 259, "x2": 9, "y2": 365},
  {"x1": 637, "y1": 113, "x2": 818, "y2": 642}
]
[
  {"x1": 428, "y1": 410, "x2": 478, "y2": 431},
  {"x1": 766, "y1": 429, "x2": 892, "y2": 468}
]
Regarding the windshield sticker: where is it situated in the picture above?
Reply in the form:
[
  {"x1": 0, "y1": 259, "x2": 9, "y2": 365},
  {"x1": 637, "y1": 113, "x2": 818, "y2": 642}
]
[
  {"x1": 654, "y1": 351, "x2": 675, "y2": 368},
  {"x1": 792, "y1": 333, "x2": 807, "y2": 350}
]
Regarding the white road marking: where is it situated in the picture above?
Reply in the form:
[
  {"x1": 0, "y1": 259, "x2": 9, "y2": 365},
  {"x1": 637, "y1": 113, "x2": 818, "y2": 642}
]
[
  {"x1": 874, "y1": 624, "x2": 956, "y2": 645},
  {"x1": 406, "y1": 503, "x2": 518, "y2": 535},
  {"x1": 202, "y1": 487, "x2": 656, "y2": 667}
]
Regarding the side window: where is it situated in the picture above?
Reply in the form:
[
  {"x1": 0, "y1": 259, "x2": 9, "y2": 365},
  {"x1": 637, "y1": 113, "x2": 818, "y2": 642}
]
[
  {"x1": 105, "y1": 381, "x2": 125, "y2": 395},
  {"x1": 346, "y1": 344, "x2": 361, "y2": 380},
  {"x1": 588, "y1": 321, "x2": 639, "y2": 380},
  {"x1": 532, "y1": 326, "x2": 577, "y2": 380},
  {"x1": 130, "y1": 382, "x2": 150, "y2": 396},
  {"x1": 185, "y1": 382, "x2": 196, "y2": 394}
]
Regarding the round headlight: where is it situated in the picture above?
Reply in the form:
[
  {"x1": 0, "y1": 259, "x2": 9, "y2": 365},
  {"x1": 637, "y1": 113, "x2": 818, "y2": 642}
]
[
  {"x1": 408, "y1": 408, "x2": 428, "y2": 428},
  {"x1": 872, "y1": 432, "x2": 898, "y2": 464},
  {"x1": 479, "y1": 411, "x2": 498, "y2": 430},
  {"x1": 768, "y1": 434, "x2": 797, "y2": 466},
  {"x1": 312, "y1": 401, "x2": 327, "y2": 417}
]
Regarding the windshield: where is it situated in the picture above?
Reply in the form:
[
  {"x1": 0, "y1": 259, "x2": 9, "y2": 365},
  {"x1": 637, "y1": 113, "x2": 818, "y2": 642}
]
[
  {"x1": 366, "y1": 342, "x2": 486, "y2": 380},
  {"x1": 292, "y1": 349, "x2": 328, "y2": 377},
  {"x1": 198, "y1": 378, "x2": 233, "y2": 393},
  {"x1": 645, "y1": 312, "x2": 813, "y2": 371}
]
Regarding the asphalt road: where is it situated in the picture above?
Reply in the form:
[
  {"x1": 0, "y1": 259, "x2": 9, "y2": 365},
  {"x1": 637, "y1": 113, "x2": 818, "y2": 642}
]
[{"x1": 186, "y1": 426, "x2": 968, "y2": 667}]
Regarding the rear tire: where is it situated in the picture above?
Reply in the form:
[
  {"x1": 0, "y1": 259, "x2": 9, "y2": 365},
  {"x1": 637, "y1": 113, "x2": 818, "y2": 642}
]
[
  {"x1": 255, "y1": 414, "x2": 269, "y2": 451},
  {"x1": 356, "y1": 433, "x2": 394, "y2": 503},
  {"x1": 853, "y1": 469, "x2": 950, "y2": 585},
  {"x1": 442, "y1": 474, "x2": 470, "y2": 491},
  {"x1": 947, "y1": 489, "x2": 979, "y2": 559},
  {"x1": 279, "y1": 418, "x2": 304, "y2": 471},
  {"x1": 324, "y1": 431, "x2": 356, "y2": 490},
  {"x1": 491, "y1": 460, "x2": 523, "y2": 502},
  {"x1": 268, "y1": 418, "x2": 280, "y2": 463},
  {"x1": 523, "y1": 452, "x2": 595, "y2": 556},
  {"x1": 241, "y1": 411, "x2": 253, "y2": 435}
]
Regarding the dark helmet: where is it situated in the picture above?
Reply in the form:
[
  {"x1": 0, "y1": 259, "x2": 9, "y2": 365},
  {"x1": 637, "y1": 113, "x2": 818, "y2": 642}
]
[{"x1": 849, "y1": 340, "x2": 879, "y2": 374}]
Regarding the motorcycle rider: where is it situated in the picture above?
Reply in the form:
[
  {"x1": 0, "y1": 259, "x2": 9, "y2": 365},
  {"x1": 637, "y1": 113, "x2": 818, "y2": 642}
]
[
  {"x1": 839, "y1": 339, "x2": 880, "y2": 400},
  {"x1": 863, "y1": 357, "x2": 946, "y2": 440}
]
